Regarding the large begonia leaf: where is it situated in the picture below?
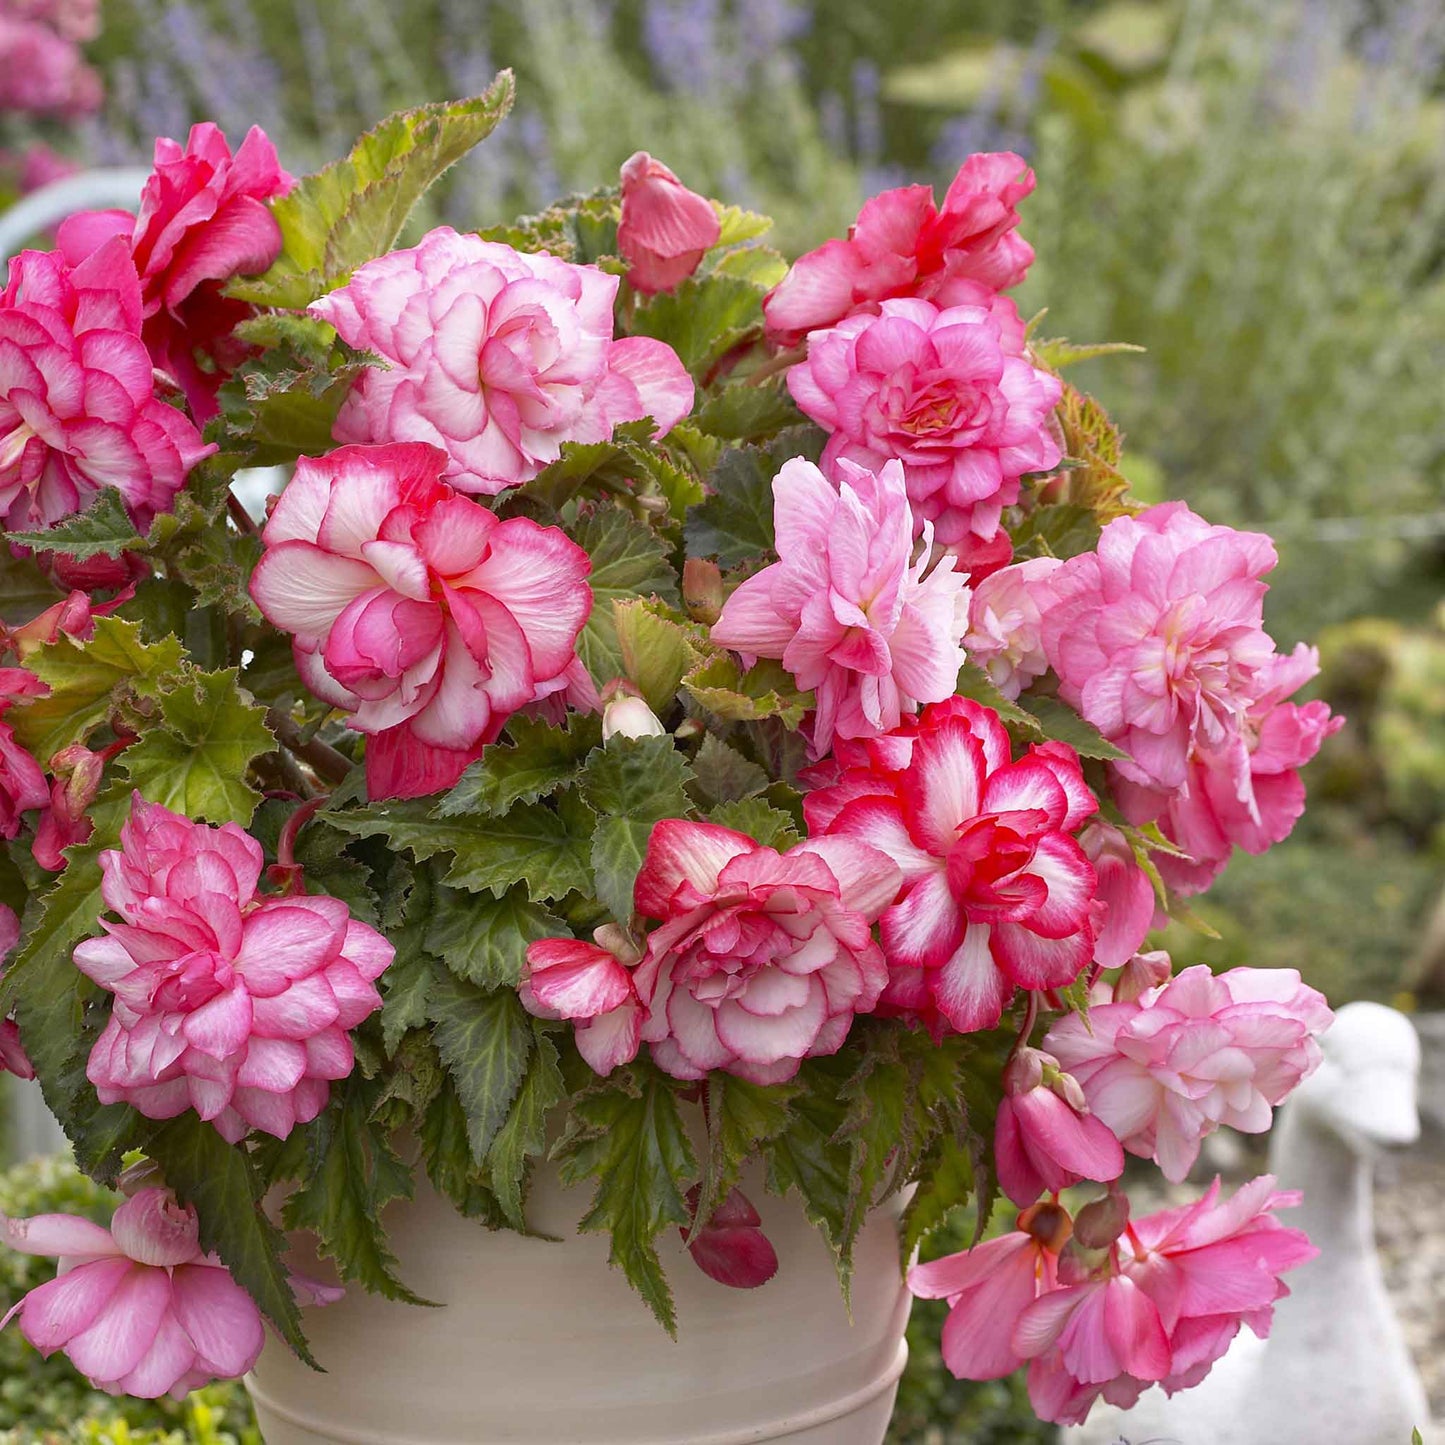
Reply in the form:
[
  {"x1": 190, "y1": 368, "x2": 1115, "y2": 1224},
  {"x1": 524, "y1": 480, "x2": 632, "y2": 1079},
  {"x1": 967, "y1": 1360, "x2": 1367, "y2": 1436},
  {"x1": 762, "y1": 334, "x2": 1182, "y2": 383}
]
[
  {"x1": 630, "y1": 273, "x2": 767, "y2": 378},
  {"x1": 696, "y1": 1073, "x2": 797, "y2": 1243},
  {"x1": 683, "y1": 652, "x2": 809, "y2": 729},
  {"x1": 8, "y1": 490, "x2": 147, "y2": 560},
  {"x1": 487, "y1": 1021, "x2": 567, "y2": 1230},
  {"x1": 423, "y1": 883, "x2": 569, "y2": 990},
  {"x1": 688, "y1": 733, "x2": 770, "y2": 806},
  {"x1": 612, "y1": 600, "x2": 699, "y2": 716},
  {"x1": 439, "y1": 714, "x2": 601, "y2": 819},
  {"x1": 421, "y1": 1081, "x2": 506, "y2": 1226}
]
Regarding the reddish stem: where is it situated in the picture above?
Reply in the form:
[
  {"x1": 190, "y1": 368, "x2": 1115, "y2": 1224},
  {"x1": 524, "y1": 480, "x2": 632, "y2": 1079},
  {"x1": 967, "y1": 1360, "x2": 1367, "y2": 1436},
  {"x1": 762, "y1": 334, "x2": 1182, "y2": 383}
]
[{"x1": 276, "y1": 794, "x2": 328, "y2": 871}]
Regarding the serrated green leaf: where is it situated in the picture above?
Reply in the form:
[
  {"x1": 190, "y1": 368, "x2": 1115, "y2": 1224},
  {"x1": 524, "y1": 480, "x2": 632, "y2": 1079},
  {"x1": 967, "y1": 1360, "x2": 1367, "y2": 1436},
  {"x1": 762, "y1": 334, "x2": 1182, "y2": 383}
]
[
  {"x1": 488, "y1": 1023, "x2": 566, "y2": 1230},
  {"x1": 693, "y1": 385, "x2": 799, "y2": 443},
  {"x1": 232, "y1": 312, "x2": 337, "y2": 363},
  {"x1": 217, "y1": 352, "x2": 370, "y2": 464},
  {"x1": 612, "y1": 599, "x2": 697, "y2": 715},
  {"x1": 1009, "y1": 501, "x2": 1104, "y2": 561},
  {"x1": 697, "y1": 1073, "x2": 796, "y2": 1241},
  {"x1": 1031, "y1": 337, "x2": 1146, "y2": 370},
  {"x1": 685, "y1": 448, "x2": 776, "y2": 567},
  {"x1": 712, "y1": 245, "x2": 788, "y2": 288},
  {"x1": 689, "y1": 733, "x2": 770, "y2": 805},
  {"x1": 377, "y1": 869, "x2": 439, "y2": 1055},
  {"x1": 901, "y1": 1132, "x2": 977, "y2": 1257},
  {"x1": 440, "y1": 714, "x2": 601, "y2": 818},
  {"x1": 1019, "y1": 694, "x2": 1131, "y2": 761},
  {"x1": 631, "y1": 272, "x2": 765, "y2": 378},
  {"x1": 707, "y1": 797, "x2": 801, "y2": 849},
  {"x1": 0, "y1": 547, "x2": 62, "y2": 625},
  {"x1": 684, "y1": 652, "x2": 809, "y2": 728},
  {"x1": 420, "y1": 1081, "x2": 506, "y2": 1226},
  {"x1": 953, "y1": 662, "x2": 1044, "y2": 733},
  {"x1": 713, "y1": 205, "x2": 773, "y2": 248},
  {"x1": 8, "y1": 490, "x2": 146, "y2": 559},
  {"x1": 424, "y1": 884, "x2": 568, "y2": 988},
  {"x1": 837, "y1": 1043, "x2": 909, "y2": 1250}
]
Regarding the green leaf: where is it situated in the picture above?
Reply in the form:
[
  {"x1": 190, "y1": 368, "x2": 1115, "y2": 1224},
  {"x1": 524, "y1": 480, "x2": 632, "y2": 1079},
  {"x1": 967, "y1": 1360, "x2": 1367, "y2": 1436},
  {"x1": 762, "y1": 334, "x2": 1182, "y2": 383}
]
[
  {"x1": 697, "y1": 1073, "x2": 796, "y2": 1240},
  {"x1": 1031, "y1": 337, "x2": 1146, "y2": 370},
  {"x1": 424, "y1": 884, "x2": 568, "y2": 989},
  {"x1": 377, "y1": 868, "x2": 439, "y2": 1055},
  {"x1": 439, "y1": 714, "x2": 600, "y2": 818},
  {"x1": 580, "y1": 735, "x2": 694, "y2": 922},
  {"x1": 693, "y1": 385, "x2": 799, "y2": 443},
  {"x1": 420, "y1": 1082, "x2": 506, "y2": 1226},
  {"x1": 837, "y1": 1042, "x2": 909, "y2": 1250},
  {"x1": 712, "y1": 245, "x2": 788, "y2": 288},
  {"x1": 684, "y1": 652, "x2": 809, "y2": 728},
  {"x1": 901, "y1": 1132, "x2": 977, "y2": 1257},
  {"x1": 227, "y1": 75, "x2": 516, "y2": 308},
  {"x1": 689, "y1": 733, "x2": 770, "y2": 805},
  {"x1": 8, "y1": 490, "x2": 146, "y2": 559},
  {"x1": 218, "y1": 350, "x2": 371, "y2": 465},
  {"x1": 631, "y1": 272, "x2": 765, "y2": 378},
  {"x1": 612, "y1": 599, "x2": 698, "y2": 715},
  {"x1": 554, "y1": 1067, "x2": 697, "y2": 1333},
  {"x1": 763, "y1": 1070, "x2": 852, "y2": 1280},
  {"x1": 0, "y1": 547, "x2": 61, "y2": 626},
  {"x1": 953, "y1": 662, "x2": 1044, "y2": 733},
  {"x1": 685, "y1": 448, "x2": 776, "y2": 567},
  {"x1": 708, "y1": 797, "x2": 801, "y2": 849},
  {"x1": 487, "y1": 1023, "x2": 566, "y2": 1230},
  {"x1": 426, "y1": 974, "x2": 533, "y2": 1165},
  {"x1": 1008, "y1": 501, "x2": 1104, "y2": 562},
  {"x1": 713, "y1": 206, "x2": 773, "y2": 248},
  {"x1": 1018, "y1": 694, "x2": 1131, "y2": 761}
]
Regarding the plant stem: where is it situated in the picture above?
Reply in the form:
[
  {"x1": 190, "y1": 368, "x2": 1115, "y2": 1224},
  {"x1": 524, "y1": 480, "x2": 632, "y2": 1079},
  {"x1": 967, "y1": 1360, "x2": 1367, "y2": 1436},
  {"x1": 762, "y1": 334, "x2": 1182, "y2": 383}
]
[
  {"x1": 742, "y1": 344, "x2": 806, "y2": 387},
  {"x1": 265, "y1": 708, "x2": 354, "y2": 785},
  {"x1": 226, "y1": 489, "x2": 262, "y2": 539}
]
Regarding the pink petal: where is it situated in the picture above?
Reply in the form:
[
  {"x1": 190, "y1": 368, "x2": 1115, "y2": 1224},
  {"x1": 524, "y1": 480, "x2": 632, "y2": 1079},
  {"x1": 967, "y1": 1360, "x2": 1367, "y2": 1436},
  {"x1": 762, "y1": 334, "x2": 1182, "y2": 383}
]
[{"x1": 169, "y1": 1262, "x2": 266, "y2": 1378}]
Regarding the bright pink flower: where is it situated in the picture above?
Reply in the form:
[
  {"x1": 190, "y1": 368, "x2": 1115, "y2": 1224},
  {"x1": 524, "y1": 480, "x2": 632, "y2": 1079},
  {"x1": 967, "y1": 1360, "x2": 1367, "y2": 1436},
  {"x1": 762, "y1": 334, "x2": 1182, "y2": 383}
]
[
  {"x1": 310, "y1": 228, "x2": 694, "y2": 495},
  {"x1": 805, "y1": 698, "x2": 1099, "y2": 1034},
  {"x1": 0, "y1": 1188, "x2": 265, "y2": 1398},
  {"x1": 74, "y1": 796, "x2": 393, "y2": 1142},
  {"x1": 788, "y1": 297, "x2": 1062, "y2": 551},
  {"x1": 0, "y1": 13, "x2": 99, "y2": 117},
  {"x1": 631, "y1": 819, "x2": 900, "y2": 1083},
  {"x1": 57, "y1": 124, "x2": 292, "y2": 422},
  {"x1": 764, "y1": 153, "x2": 1036, "y2": 345},
  {"x1": 6, "y1": 588, "x2": 92, "y2": 655},
  {"x1": 0, "y1": 722, "x2": 45, "y2": 838},
  {"x1": 996, "y1": 1046, "x2": 1125, "y2": 1207},
  {"x1": 709, "y1": 457, "x2": 970, "y2": 755},
  {"x1": 1044, "y1": 963, "x2": 1332, "y2": 1182},
  {"x1": 31, "y1": 741, "x2": 101, "y2": 869},
  {"x1": 250, "y1": 443, "x2": 593, "y2": 799},
  {"x1": 1078, "y1": 821, "x2": 1155, "y2": 969},
  {"x1": 962, "y1": 556, "x2": 1062, "y2": 699},
  {"x1": 0, "y1": 903, "x2": 28, "y2": 1078},
  {"x1": 1037, "y1": 502, "x2": 1281, "y2": 793},
  {"x1": 618, "y1": 151, "x2": 720, "y2": 295},
  {"x1": 681, "y1": 1185, "x2": 778, "y2": 1290},
  {"x1": 0, "y1": 243, "x2": 213, "y2": 532},
  {"x1": 520, "y1": 934, "x2": 644, "y2": 1077}
]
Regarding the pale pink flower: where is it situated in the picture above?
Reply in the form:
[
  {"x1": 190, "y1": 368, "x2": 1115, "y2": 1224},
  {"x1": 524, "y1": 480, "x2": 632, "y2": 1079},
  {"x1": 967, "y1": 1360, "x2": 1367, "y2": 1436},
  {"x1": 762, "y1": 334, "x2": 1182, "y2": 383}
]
[
  {"x1": 310, "y1": 227, "x2": 694, "y2": 495},
  {"x1": 788, "y1": 297, "x2": 1062, "y2": 550},
  {"x1": 75, "y1": 795, "x2": 393, "y2": 1142},
  {"x1": 709, "y1": 457, "x2": 970, "y2": 755},
  {"x1": 600, "y1": 687, "x2": 666, "y2": 741},
  {"x1": 962, "y1": 556, "x2": 1062, "y2": 699},
  {"x1": 520, "y1": 934, "x2": 644, "y2": 1077},
  {"x1": 0, "y1": 242, "x2": 214, "y2": 532},
  {"x1": 0, "y1": 1188, "x2": 265, "y2": 1398},
  {"x1": 805, "y1": 699, "x2": 1099, "y2": 1035},
  {"x1": 618, "y1": 151, "x2": 720, "y2": 295},
  {"x1": 1037, "y1": 502, "x2": 1281, "y2": 793},
  {"x1": 1078, "y1": 821, "x2": 1156, "y2": 969},
  {"x1": 57, "y1": 124, "x2": 293, "y2": 423},
  {"x1": 764, "y1": 153, "x2": 1036, "y2": 344},
  {"x1": 680, "y1": 1185, "x2": 778, "y2": 1290},
  {"x1": 1044, "y1": 963, "x2": 1332, "y2": 1182},
  {"x1": 0, "y1": 13, "x2": 99, "y2": 117},
  {"x1": 631, "y1": 819, "x2": 900, "y2": 1083},
  {"x1": 249, "y1": 443, "x2": 593, "y2": 799}
]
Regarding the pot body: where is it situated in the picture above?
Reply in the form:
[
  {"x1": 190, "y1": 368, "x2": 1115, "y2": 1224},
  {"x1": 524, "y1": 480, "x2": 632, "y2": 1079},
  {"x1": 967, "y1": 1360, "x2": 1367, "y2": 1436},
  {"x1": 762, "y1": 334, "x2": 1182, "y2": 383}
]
[{"x1": 247, "y1": 1163, "x2": 911, "y2": 1445}]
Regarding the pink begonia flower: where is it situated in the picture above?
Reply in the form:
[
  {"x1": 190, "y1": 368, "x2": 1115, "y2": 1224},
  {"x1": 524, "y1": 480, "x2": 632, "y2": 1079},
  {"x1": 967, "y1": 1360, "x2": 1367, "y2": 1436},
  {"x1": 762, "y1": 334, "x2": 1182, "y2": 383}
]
[
  {"x1": 788, "y1": 296, "x2": 1062, "y2": 551},
  {"x1": 0, "y1": 142, "x2": 79, "y2": 197},
  {"x1": 249, "y1": 443, "x2": 593, "y2": 799},
  {"x1": 1114, "y1": 646, "x2": 1343, "y2": 895},
  {"x1": 0, "y1": 242, "x2": 214, "y2": 532},
  {"x1": 4, "y1": 0, "x2": 99, "y2": 43},
  {"x1": 0, "y1": 902, "x2": 32, "y2": 1079},
  {"x1": 1037, "y1": 502, "x2": 1281, "y2": 793},
  {"x1": 0, "y1": 665, "x2": 47, "y2": 838},
  {"x1": 0, "y1": 1188, "x2": 270, "y2": 1398},
  {"x1": 520, "y1": 934, "x2": 644, "y2": 1077},
  {"x1": 618, "y1": 151, "x2": 720, "y2": 295},
  {"x1": 1044, "y1": 963, "x2": 1332, "y2": 1182},
  {"x1": 995, "y1": 1046, "x2": 1125, "y2": 1207},
  {"x1": 310, "y1": 228, "x2": 695, "y2": 495},
  {"x1": 764, "y1": 153, "x2": 1036, "y2": 345},
  {"x1": 709, "y1": 457, "x2": 970, "y2": 756},
  {"x1": 0, "y1": 13, "x2": 99, "y2": 116},
  {"x1": 74, "y1": 796, "x2": 393, "y2": 1142},
  {"x1": 1078, "y1": 821, "x2": 1156, "y2": 969},
  {"x1": 963, "y1": 556, "x2": 1062, "y2": 700},
  {"x1": 6, "y1": 587, "x2": 92, "y2": 655},
  {"x1": 31, "y1": 741, "x2": 102, "y2": 870},
  {"x1": 681, "y1": 1185, "x2": 779, "y2": 1290},
  {"x1": 56, "y1": 124, "x2": 293, "y2": 423},
  {"x1": 805, "y1": 698, "x2": 1099, "y2": 1035},
  {"x1": 631, "y1": 819, "x2": 900, "y2": 1084}
]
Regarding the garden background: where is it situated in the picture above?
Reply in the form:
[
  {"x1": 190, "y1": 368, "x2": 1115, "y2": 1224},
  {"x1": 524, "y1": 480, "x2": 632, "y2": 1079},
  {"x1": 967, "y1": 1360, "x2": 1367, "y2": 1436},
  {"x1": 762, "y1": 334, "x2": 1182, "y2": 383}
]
[{"x1": 1, "y1": 0, "x2": 1442, "y2": 1440}]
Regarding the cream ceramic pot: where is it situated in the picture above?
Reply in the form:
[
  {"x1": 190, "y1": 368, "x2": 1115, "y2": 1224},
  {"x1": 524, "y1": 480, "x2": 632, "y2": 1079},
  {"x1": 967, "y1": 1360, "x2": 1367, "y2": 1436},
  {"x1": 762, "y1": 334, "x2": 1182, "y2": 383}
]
[{"x1": 246, "y1": 1162, "x2": 911, "y2": 1445}]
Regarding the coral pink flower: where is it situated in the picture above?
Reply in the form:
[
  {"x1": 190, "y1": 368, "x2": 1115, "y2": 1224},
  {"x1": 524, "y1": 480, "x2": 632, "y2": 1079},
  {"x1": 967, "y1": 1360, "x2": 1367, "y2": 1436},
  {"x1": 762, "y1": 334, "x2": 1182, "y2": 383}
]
[
  {"x1": 1078, "y1": 821, "x2": 1156, "y2": 969},
  {"x1": 805, "y1": 698, "x2": 1099, "y2": 1034},
  {"x1": 618, "y1": 151, "x2": 720, "y2": 295},
  {"x1": 962, "y1": 556, "x2": 1062, "y2": 700},
  {"x1": 788, "y1": 297, "x2": 1062, "y2": 551},
  {"x1": 1044, "y1": 963, "x2": 1332, "y2": 1182},
  {"x1": 0, "y1": 1188, "x2": 265, "y2": 1398},
  {"x1": 709, "y1": 457, "x2": 970, "y2": 755},
  {"x1": 74, "y1": 796, "x2": 393, "y2": 1142},
  {"x1": 249, "y1": 443, "x2": 593, "y2": 799},
  {"x1": 0, "y1": 242, "x2": 214, "y2": 532},
  {"x1": 520, "y1": 934, "x2": 644, "y2": 1077},
  {"x1": 0, "y1": 12, "x2": 99, "y2": 117},
  {"x1": 57, "y1": 124, "x2": 293, "y2": 422},
  {"x1": 310, "y1": 228, "x2": 694, "y2": 495},
  {"x1": 1037, "y1": 502, "x2": 1281, "y2": 793},
  {"x1": 996, "y1": 1046, "x2": 1125, "y2": 1207},
  {"x1": 31, "y1": 741, "x2": 101, "y2": 870},
  {"x1": 631, "y1": 819, "x2": 900, "y2": 1083},
  {"x1": 681, "y1": 1185, "x2": 779, "y2": 1290},
  {"x1": 764, "y1": 153, "x2": 1036, "y2": 345}
]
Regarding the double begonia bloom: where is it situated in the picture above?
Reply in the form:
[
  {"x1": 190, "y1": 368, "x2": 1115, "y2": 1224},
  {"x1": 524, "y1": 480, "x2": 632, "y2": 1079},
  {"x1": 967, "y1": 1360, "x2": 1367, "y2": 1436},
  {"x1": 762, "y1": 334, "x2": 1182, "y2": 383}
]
[
  {"x1": 0, "y1": 242, "x2": 214, "y2": 532},
  {"x1": 631, "y1": 819, "x2": 900, "y2": 1084},
  {"x1": 311, "y1": 227, "x2": 694, "y2": 494},
  {"x1": 0, "y1": 1188, "x2": 265, "y2": 1398},
  {"x1": 709, "y1": 457, "x2": 971, "y2": 755},
  {"x1": 249, "y1": 443, "x2": 593, "y2": 800},
  {"x1": 618, "y1": 152, "x2": 720, "y2": 295},
  {"x1": 788, "y1": 296, "x2": 1062, "y2": 550},
  {"x1": 1044, "y1": 963, "x2": 1332, "y2": 1182},
  {"x1": 962, "y1": 556, "x2": 1062, "y2": 700},
  {"x1": 763, "y1": 152, "x2": 1037, "y2": 345},
  {"x1": 805, "y1": 698, "x2": 1099, "y2": 1034},
  {"x1": 520, "y1": 934, "x2": 644, "y2": 1077},
  {"x1": 74, "y1": 796, "x2": 394, "y2": 1142},
  {"x1": 57, "y1": 124, "x2": 293, "y2": 422}
]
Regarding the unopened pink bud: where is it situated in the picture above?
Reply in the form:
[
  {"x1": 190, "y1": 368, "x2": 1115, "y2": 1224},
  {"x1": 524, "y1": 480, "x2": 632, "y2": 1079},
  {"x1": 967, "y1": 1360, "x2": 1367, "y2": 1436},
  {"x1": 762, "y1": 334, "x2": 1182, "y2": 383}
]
[
  {"x1": 618, "y1": 152, "x2": 721, "y2": 296},
  {"x1": 1114, "y1": 949, "x2": 1174, "y2": 1003}
]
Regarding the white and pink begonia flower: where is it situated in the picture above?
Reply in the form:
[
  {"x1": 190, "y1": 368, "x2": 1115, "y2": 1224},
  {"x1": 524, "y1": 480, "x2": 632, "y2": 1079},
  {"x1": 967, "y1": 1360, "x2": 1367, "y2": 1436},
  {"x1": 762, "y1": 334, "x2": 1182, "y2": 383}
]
[
  {"x1": 249, "y1": 443, "x2": 594, "y2": 800},
  {"x1": 618, "y1": 152, "x2": 720, "y2": 295},
  {"x1": 1044, "y1": 963, "x2": 1332, "y2": 1183},
  {"x1": 788, "y1": 296, "x2": 1062, "y2": 552},
  {"x1": 709, "y1": 456, "x2": 971, "y2": 756},
  {"x1": 804, "y1": 698, "x2": 1099, "y2": 1035},
  {"x1": 963, "y1": 556, "x2": 1062, "y2": 700},
  {"x1": 520, "y1": 933, "x2": 645, "y2": 1077},
  {"x1": 630, "y1": 819, "x2": 900, "y2": 1084},
  {"x1": 74, "y1": 796, "x2": 393, "y2": 1142},
  {"x1": 0, "y1": 241, "x2": 214, "y2": 532},
  {"x1": 310, "y1": 227, "x2": 694, "y2": 495},
  {"x1": 1077, "y1": 820, "x2": 1156, "y2": 970},
  {"x1": 763, "y1": 152, "x2": 1036, "y2": 345}
]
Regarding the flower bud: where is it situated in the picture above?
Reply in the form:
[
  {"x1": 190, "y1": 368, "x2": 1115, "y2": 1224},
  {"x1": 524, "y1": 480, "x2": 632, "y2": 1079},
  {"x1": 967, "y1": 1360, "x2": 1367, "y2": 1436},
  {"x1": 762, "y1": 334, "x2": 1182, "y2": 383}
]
[
  {"x1": 601, "y1": 686, "x2": 666, "y2": 741},
  {"x1": 1113, "y1": 949, "x2": 1174, "y2": 1004},
  {"x1": 1018, "y1": 1199, "x2": 1072, "y2": 1253},
  {"x1": 8, "y1": 590, "x2": 93, "y2": 657},
  {"x1": 683, "y1": 558, "x2": 724, "y2": 626},
  {"x1": 618, "y1": 152, "x2": 721, "y2": 296},
  {"x1": 1071, "y1": 1189, "x2": 1131, "y2": 1251}
]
